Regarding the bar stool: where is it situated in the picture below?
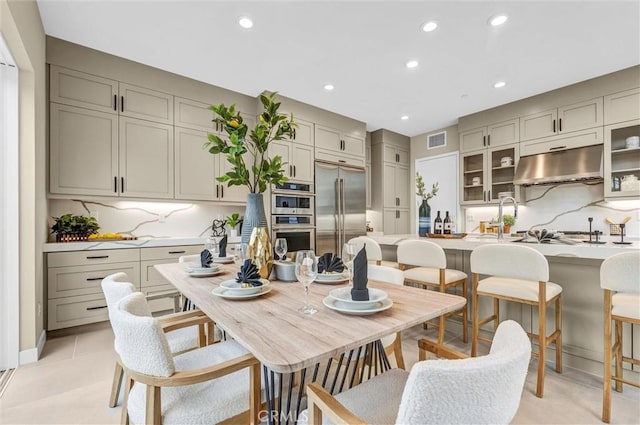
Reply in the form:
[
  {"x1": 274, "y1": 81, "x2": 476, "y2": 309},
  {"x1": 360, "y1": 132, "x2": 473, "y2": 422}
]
[
  {"x1": 601, "y1": 251, "x2": 640, "y2": 423},
  {"x1": 470, "y1": 244, "x2": 562, "y2": 398},
  {"x1": 397, "y1": 240, "x2": 468, "y2": 344},
  {"x1": 348, "y1": 236, "x2": 398, "y2": 268}
]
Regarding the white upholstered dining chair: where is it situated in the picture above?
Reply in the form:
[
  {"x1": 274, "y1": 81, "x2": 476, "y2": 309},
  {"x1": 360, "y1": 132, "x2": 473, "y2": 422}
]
[
  {"x1": 111, "y1": 292, "x2": 262, "y2": 425},
  {"x1": 348, "y1": 236, "x2": 398, "y2": 268},
  {"x1": 303, "y1": 320, "x2": 531, "y2": 425}
]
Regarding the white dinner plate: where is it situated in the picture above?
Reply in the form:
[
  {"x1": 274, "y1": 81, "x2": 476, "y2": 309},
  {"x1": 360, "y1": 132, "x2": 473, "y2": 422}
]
[
  {"x1": 219, "y1": 279, "x2": 269, "y2": 295},
  {"x1": 212, "y1": 284, "x2": 272, "y2": 300},
  {"x1": 213, "y1": 256, "x2": 235, "y2": 264},
  {"x1": 322, "y1": 296, "x2": 393, "y2": 316},
  {"x1": 315, "y1": 273, "x2": 349, "y2": 284},
  {"x1": 328, "y1": 287, "x2": 388, "y2": 310},
  {"x1": 187, "y1": 269, "x2": 225, "y2": 278},
  {"x1": 187, "y1": 264, "x2": 222, "y2": 273}
]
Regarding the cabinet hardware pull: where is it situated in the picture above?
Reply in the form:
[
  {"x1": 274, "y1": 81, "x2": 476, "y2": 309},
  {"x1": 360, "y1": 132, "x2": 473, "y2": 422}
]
[
  {"x1": 483, "y1": 191, "x2": 486, "y2": 202},
  {"x1": 86, "y1": 277, "x2": 106, "y2": 281},
  {"x1": 483, "y1": 136, "x2": 486, "y2": 147},
  {"x1": 293, "y1": 129, "x2": 296, "y2": 140},
  {"x1": 289, "y1": 165, "x2": 292, "y2": 176},
  {"x1": 488, "y1": 190, "x2": 491, "y2": 200},
  {"x1": 86, "y1": 305, "x2": 108, "y2": 311},
  {"x1": 168, "y1": 250, "x2": 186, "y2": 254},
  {"x1": 559, "y1": 118, "x2": 562, "y2": 132},
  {"x1": 549, "y1": 145, "x2": 566, "y2": 151},
  {"x1": 216, "y1": 185, "x2": 219, "y2": 198},
  {"x1": 120, "y1": 96, "x2": 124, "y2": 113},
  {"x1": 339, "y1": 160, "x2": 346, "y2": 163},
  {"x1": 553, "y1": 119, "x2": 556, "y2": 133},
  {"x1": 221, "y1": 185, "x2": 224, "y2": 198},
  {"x1": 121, "y1": 177, "x2": 124, "y2": 193},
  {"x1": 487, "y1": 134, "x2": 490, "y2": 146},
  {"x1": 293, "y1": 165, "x2": 296, "y2": 177},
  {"x1": 86, "y1": 255, "x2": 109, "y2": 259},
  {"x1": 113, "y1": 94, "x2": 117, "y2": 111},
  {"x1": 114, "y1": 176, "x2": 117, "y2": 193}
]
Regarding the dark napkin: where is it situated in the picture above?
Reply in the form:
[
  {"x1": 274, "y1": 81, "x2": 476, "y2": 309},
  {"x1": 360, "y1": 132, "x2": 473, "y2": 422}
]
[
  {"x1": 218, "y1": 235, "x2": 228, "y2": 257},
  {"x1": 236, "y1": 259, "x2": 263, "y2": 287},
  {"x1": 318, "y1": 253, "x2": 345, "y2": 274},
  {"x1": 350, "y1": 247, "x2": 369, "y2": 301},
  {"x1": 200, "y1": 249, "x2": 213, "y2": 268}
]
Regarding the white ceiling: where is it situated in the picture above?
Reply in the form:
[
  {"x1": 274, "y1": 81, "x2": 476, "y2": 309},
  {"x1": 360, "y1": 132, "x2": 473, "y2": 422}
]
[{"x1": 37, "y1": 1, "x2": 640, "y2": 137}]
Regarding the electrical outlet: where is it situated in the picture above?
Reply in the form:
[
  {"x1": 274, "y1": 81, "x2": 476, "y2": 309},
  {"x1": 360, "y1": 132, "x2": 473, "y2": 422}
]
[{"x1": 158, "y1": 214, "x2": 166, "y2": 223}]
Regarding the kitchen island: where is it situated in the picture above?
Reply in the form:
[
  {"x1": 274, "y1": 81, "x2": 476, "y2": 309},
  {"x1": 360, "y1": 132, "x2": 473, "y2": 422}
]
[{"x1": 367, "y1": 233, "x2": 639, "y2": 378}]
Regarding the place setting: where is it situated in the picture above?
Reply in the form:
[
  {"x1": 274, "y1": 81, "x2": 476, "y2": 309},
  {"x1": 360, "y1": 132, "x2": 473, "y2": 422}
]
[
  {"x1": 186, "y1": 235, "x2": 234, "y2": 277},
  {"x1": 313, "y1": 243, "x2": 356, "y2": 284}
]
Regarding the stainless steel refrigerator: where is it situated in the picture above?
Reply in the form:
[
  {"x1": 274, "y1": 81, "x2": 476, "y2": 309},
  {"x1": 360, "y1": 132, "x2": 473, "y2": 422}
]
[{"x1": 315, "y1": 161, "x2": 366, "y2": 255}]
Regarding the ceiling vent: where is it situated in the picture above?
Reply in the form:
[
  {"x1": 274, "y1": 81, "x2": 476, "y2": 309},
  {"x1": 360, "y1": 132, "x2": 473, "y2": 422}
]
[{"x1": 427, "y1": 131, "x2": 446, "y2": 149}]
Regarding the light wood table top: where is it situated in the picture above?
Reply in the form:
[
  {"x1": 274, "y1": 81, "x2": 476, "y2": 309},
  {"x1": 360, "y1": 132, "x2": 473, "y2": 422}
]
[{"x1": 155, "y1": 262, "x2": 466, "y2": 373}]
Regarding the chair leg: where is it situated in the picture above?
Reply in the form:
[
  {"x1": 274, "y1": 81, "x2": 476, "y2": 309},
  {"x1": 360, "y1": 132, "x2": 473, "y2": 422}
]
[
  {"x1": 536, "y1": 281, "x2": 547, "y2": 398},
  {"x1": 614, "y1": 320, "x2": 623, "y2": 393},
  {"x1": 145, "y1": 385, "x2": 162, "y2": 425},
  {"x1": 602, "y1": 290, "x2": 613, "y2": 423},
  {"x1": 438, "y1": 314, "x2": 446, "y2": 345},
  {"x1": 471, "y1": 274, "x2": 479, "y2": 357},
  {"x1": 493, "y1": 298, "x2": 500, "y2": 332},
  {"x1": 393, "y1": 332, "x2": 406, "y2": 370},
  {"x1": 249, "y1": 361, "x2": 261, "y2": 425},
  {"x1": 207, "y1": 321, "x2": 216, "y2": 345},
  {"x1": 555, "y1": 295, "x2": 563, "y2": 373},
  {"x1": 460, "y1": 279, "x2": 468, "y2": 343},
  {"x1": 198, "y1": 323, "x2": 206, "y2": 348},
  {"x1": 121, "y1": 377, "x2": 134, "y2": 425},
  {"x1": 109, "y1": 361, "x2": 124, "y2": 408}
]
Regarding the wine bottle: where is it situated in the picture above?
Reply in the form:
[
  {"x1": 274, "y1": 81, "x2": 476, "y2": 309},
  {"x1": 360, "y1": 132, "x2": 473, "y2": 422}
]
[
  {"x1": 443, "y1": 211, "x2": 452, "y2": 234},
  {"x1": 434, "y1": 211, "x2": 443, "y2": 234}
]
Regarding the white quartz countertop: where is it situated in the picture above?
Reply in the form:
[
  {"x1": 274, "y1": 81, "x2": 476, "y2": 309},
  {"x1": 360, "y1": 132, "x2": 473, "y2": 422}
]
[
  {"x1": 43, "y1": 237, "x2": 207, "y2": 253},
  {"x1": 366, "y1": 233, "x2": 640, "y2": 260}
]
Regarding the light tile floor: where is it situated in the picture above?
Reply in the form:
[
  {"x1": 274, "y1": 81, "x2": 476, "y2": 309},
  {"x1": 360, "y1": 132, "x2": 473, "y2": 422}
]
[{"x1": 1, "y1": 322, "x2": 638, "y2": 424}]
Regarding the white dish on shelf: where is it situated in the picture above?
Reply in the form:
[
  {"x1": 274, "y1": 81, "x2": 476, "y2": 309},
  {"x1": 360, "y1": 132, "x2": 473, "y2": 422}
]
[
  {"x1": 328, "y1": 287, "x2": 388, "y2": 310},
  {"x1": 315, "y1": 272, "x2": 349, "y2": 284},
  {"x1": 323, "y1": 296, "x2": 393, "y2": 316},
  {"x1": 626, "y1": 136, "x2": 639, "y2": 149},
  {"x1": 219, "y1": 279, "x2": 269, "y2": 295},
  {"x1": 212, "y1": 284, "x2": 272, "y2": 300}
]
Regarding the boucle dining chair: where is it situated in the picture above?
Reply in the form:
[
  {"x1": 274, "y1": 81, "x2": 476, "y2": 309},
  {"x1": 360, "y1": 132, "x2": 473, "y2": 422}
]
[
  {"x1": 101, "y1": 272, "x2": 211, "y2": 409},
  {"x1": 111, "y1": 292, "x2": 262, "y2": 425},
  {"x1": 348, "y1": 236, "x2": 398, "y2": 268},
  {"x1": 600, "y1": 251, "x2": 640, "y2": 423},
  {"x1": 470, "y1": 244, "x2": 562, "y2": 398},
  {"x1": 397, "y1": 240, "x2": 468, "y2": 344},
  {"x1": 303, "y1": 320, "x2": 531, "y2": 425}
]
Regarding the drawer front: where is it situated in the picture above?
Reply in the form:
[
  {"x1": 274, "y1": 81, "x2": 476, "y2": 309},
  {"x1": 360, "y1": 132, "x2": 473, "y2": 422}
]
[
  {"x1": 520, "y1": 127, "x2": 603, "y2": 156},
  {"x1": 141, "y1": 259, "x2": 181, "y2": 288},
  {"x1": 47, "y1": 294, "x2": 110, "y2": 330},
  {"x1": 48, "y1": 262, "x2": 140, "y2": 299},
  {"x1": 143, "y1": 284, "x2": 180, "y2": 313},
  {"x1": 48, "y1": 249, "x2": 140, "y2": 267},
  {"x1": 140, "y1": 245, "x2": 202, "y2": 261}
]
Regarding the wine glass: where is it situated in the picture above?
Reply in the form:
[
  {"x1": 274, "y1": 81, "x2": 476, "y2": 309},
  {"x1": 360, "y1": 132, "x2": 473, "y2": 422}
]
[
  {"x1": 295, "y1": 250, "x2": 318, "y2": 315},
  {"x1": 232, "y1": 243, "x2": 248, "y2": 266},
  {"x1": 274, "y1": 238, "x2": 288, "y2": 261},
  {"x1": 342, "y1": 243, "x2": 357, "y2": 287}
]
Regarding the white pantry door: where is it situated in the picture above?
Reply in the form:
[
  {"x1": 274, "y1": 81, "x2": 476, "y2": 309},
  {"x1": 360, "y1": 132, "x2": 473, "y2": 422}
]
[{"x1": 415, "y1": 152, "x2": 460, "y2": 234}]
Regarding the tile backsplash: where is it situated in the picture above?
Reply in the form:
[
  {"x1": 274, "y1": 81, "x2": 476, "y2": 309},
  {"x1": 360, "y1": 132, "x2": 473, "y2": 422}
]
[
  {"x1": 464, "y1": 183, "x2": 640, "y2": 238},
  {"x1": 49, "y1": 199, "x2": 245, "y2": 241}
]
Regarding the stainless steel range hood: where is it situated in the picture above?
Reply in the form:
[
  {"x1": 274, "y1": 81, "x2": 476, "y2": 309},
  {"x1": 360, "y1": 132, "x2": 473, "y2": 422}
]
[{"x1": 514, "y1": 144, "x2": 603, "y2": 186}]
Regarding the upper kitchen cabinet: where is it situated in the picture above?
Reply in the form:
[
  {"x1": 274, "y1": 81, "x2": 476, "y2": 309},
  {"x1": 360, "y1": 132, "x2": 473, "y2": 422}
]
[
  {"x1": 288, "y1": 118, "x2": 314, "y2": 147},
  {"x1": 175, "y1": 96, "x2": 256, "y2": 134},
  {"x1": 175, "y1": 127, "x2": 249, "y2": 202},
  {"x1": 315, "y1": 124, "x2": 365, "y2": 166},
  {"x1": 268, "y1": 118, "x2": 314, "y2": 183},
  {"x1": 50, "y1": 66, "x2": 174, "y2": 124},
  {"x1": 604, "y1": 88, "x2": 640, "y2": 125},
  {"x1": 604, "y1": 119, "x2": 640, "y2": 200},
  {"x1": 459, "y1": 119, "x2": 519, "y2": 153},
  {"x1": 519, "y1": 97, "x2": 603, "y2": 142}
]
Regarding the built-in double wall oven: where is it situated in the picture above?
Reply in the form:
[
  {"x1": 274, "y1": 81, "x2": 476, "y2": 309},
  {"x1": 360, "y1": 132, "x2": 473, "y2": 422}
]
[{"x1": 271, "y1": 182, "x2": 315, "y2": 254}]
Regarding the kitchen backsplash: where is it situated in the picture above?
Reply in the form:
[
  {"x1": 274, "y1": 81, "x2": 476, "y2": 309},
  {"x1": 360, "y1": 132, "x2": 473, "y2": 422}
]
[
  {"x1": 49, "y1": 199, "x2": 244, "y2": 241},
  {"x1": 464, "y1": 183, "x2": 640, "y2": 238}
]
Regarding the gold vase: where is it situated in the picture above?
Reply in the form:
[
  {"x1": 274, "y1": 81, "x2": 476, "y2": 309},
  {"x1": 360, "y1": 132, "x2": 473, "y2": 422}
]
[{"x1": 247, "y1": 226, "x2": 273, "y2": 279}]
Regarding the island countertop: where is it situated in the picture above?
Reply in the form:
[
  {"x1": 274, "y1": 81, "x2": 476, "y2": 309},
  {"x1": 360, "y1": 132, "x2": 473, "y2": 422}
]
[{"x1": 365, "y1": 233, "x2": 639, "y2": 260}]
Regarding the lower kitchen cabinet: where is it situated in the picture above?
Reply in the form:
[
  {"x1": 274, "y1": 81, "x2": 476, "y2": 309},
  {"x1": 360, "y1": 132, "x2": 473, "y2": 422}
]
[{"x1": 383, "y1": 209, "x2": 410, "y2": 234}]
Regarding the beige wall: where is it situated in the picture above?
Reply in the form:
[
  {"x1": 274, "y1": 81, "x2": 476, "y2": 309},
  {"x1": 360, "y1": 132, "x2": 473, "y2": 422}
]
[{"x1": 1, "y1": 0, "x2": 46, "y2": 354}]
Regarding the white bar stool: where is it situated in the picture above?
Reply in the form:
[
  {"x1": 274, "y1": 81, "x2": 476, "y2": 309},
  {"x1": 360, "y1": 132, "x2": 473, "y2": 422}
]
[
  {"x1": 600, "y1": 251, "x2": 640, "y2": 423},
  {"x1": 470, "y1": 244, "x2": 562, "y2": 398},
  {"x1": 348, "y1": 236, "x2": 398, "y2": 268},
  {"x1": 397, "y1": 240, "x2": 468, "y2": 345}
]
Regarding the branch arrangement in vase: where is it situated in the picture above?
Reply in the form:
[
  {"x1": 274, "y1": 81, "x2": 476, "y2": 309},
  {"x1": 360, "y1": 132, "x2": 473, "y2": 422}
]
[
  {"x1": 205, "y1": 92, "x2": 297, "y2": 193},
  {"x1": 416, "y1": 173, "x2": 439, "y2": 201}
]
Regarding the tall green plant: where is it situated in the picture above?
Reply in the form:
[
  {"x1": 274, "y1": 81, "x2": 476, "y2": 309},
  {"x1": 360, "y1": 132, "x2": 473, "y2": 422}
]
[
  {"x1": 416, "y1": 173, "x2": 439, "y2": 201},
  {"x1": 205, "y1": 92, "x2": 296, "y2": 193}
]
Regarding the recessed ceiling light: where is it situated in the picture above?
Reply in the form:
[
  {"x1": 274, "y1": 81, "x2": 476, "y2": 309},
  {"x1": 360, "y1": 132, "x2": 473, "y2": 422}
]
[
  {"x1": 421, "y1": 21, "x2": 438, "y2": 32},
  {"x1": 405, "y1": 60, "x2": 419, "y2": 69},
  {"x1": 323, "y1": 84, "x2": 334, "y2": 91},
  {"x1": 494, "y1": 81, "x2": 506, "y2": 88},
  {"x1": 489, "y1": 14, "x2": 508, "y2": 26},
  {"x1": 238, "y1": 17, "x2": 254, "y2": 29},
  {"x1": 401, "y1": 115, "x2": 409, "y2": 121}
]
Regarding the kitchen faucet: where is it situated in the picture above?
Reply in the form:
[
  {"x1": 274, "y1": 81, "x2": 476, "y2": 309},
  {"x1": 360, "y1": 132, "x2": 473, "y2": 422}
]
[{"x1": 498, "y1": 196, "x2": 518, "y2": 240}]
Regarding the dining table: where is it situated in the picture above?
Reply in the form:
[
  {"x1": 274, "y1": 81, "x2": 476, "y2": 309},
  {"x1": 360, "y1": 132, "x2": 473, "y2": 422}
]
[{"x1": 154, "y1": 261, "x2": 466, "y2": 424}]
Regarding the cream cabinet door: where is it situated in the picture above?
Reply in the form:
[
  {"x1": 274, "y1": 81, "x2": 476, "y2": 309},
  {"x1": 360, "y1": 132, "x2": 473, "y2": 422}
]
[
  {"x1": 383, "y1": 163, "x2": 397, "y2": 208},
  {"x1": 218, "y1": 157, "x2": 250, "y2": 202},
  {"x1": 119, "y1": 83, "x2": 174, "y2": 125},
  {"x1": 50, "y1": 65, "x2": 118, "y2": 114},
  {"x1": 315, "y1": 125, "x2": 341, "y2": 151},
  {"x1": 342, "y1": 134, "x2": 365, "y2": 157},
  {"x1": 175, "y1": 97, "x2": 215, "y2": 132},
  {"x1": 383, "y1": 209, "x2": 397, "y2": 233},
  {"x1": 269, "y1": 140, "x2": 292, "y2": 179},
  {"x1": 119, "y1": 117, "x2": 174, "y2": 198},
  {"x1": 519, "y1": 109, "x2": 557, "y2": 141},
  {"x1": 366, "y1": 163, "x2": 372, "y2": 209},
  {"x1": 557, "y1": 97, "x2": 602, "y2": 134},
  {"x1": 291, "y1": 118, "x2": 314, "y2": 147},
  {"x1": 383, "y1": 145, "x2": 397, "y2": 163},
  {"x1": 396, "y1": 148, "x2": 410, "y2": 165},
  {"x1": 291, "y1": 145, "x2": 314, "y2": 183},
  {"x1": 604, "y1": 88, "x2": 640, "y2": 125},
  {"x1": 459, "y1": 127, "x2": 487, "y2": 152},
  {"x1": 175, "y1": 127, "x2": 216, "y2": 200},
  {"x1": 395, "y1": 166, "x2": 410, "y2": 209},
  {"x1": 487, "y1": 119, "x2": 519, "y2": 148},
  {"x1": 50, "y1": 104, "x2": 119, "y2": 196},
  {"x1": 396, "y1": 210, "x2": 410, "y2": 234}
]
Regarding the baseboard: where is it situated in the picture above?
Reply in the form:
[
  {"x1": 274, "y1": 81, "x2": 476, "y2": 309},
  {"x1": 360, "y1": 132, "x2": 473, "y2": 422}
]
[{"x1": 18, "y1": 330, "x2": 46, "y2": 365}]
